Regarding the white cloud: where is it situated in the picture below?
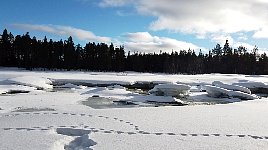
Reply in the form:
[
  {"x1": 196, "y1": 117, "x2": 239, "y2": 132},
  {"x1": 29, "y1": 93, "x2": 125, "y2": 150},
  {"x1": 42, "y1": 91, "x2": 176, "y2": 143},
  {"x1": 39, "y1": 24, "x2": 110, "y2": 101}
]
[
  {"x1": 211, "y1": 34, "x2": 234, "y2": 46},
  {"x1": 210, "y1": 34, "x2": 257, "y2": 50},
  {"x1": 12, "y1": 24, "x2": 111, "y2": 43},
  {"x1": 12, "y1": 23, "x2": 203, "y2": 53},
  {"x1": 233, "y1": 42, "x2": 255, "y2": 50},
  {"x1": 237, "y1": 33, "x2": 248, "y2": 41},
  {"x1": 99, "y1": 0, "x2": 134, "y2": 7},
  {"x1": 123, "y1": 32, "x2": 203, "y2": 53},
  {"x1": 253, "y1": 28, "x2": 268, "y2": 39},
  {"x1": 99, "y1": 0, "x2": 268, "y2": 38},
  {"x1": 115, "y1": 10, "x2": 134, "y2": 16},
  {"x1": 232, "y1": 42, "x2": 268, "y2": 54}
]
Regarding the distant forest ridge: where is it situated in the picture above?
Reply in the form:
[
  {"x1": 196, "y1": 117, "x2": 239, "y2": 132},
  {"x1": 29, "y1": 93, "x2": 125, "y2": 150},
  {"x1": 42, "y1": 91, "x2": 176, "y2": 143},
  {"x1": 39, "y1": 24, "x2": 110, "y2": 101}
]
[{"x1": 0, "y1": 29, "x2": 268, "y2": 74}]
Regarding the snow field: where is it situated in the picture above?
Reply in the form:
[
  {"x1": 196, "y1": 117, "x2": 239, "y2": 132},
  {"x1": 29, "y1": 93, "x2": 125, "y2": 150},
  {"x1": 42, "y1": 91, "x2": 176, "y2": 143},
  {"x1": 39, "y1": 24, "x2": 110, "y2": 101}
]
[{"x1": 1, "y1": 68, "x2": 268, "y2": 149}]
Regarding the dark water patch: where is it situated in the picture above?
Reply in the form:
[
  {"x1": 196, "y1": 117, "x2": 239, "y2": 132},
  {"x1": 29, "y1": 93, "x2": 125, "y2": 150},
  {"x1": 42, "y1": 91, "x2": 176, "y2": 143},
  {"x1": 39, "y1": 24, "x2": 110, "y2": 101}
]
[
  {"x1": 0, "y1": 90, "x2": 30, "y2": 95},
  {"x1": 146, "y1": 101, "x2": 187, "y2": 107},
  {"x1": 7, "y1": 90, "x2": 30, "y2": 94},
  {"x1": 92, "y1": 95, "x2": 100, "y2": 97},
  {"x1": 125, "y1": 81, "x2": 166, "y2": 91},
  {"x1": 249, "y1": 88, "x2": 268, "y2": 94},
  {"x1": 113, "y1": 100, "x2": 138, "y2": 106}
]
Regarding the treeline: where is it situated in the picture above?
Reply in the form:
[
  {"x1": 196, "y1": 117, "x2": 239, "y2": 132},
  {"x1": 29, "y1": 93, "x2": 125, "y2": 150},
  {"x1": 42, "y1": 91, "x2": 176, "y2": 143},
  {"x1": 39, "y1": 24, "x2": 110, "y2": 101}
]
[{"x1": 1, "y1": 29, "x2": 268, "y2": 74}]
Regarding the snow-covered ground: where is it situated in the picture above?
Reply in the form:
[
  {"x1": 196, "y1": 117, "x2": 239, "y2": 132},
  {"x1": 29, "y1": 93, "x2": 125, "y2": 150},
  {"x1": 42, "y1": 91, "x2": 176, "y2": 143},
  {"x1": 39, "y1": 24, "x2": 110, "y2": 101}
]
[{"x1": 1, "y1": 67, "x2": 268, "y2": 150}]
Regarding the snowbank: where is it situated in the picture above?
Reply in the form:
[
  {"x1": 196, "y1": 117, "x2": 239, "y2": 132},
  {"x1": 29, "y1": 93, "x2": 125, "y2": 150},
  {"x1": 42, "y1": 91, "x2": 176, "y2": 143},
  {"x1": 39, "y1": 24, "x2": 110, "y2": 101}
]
[
  {"x1": 149, "y1": 83, "x2": 191, "y2": 96},
  {"x1": 212, "y1": 81, "x2": 251, "y2": 94},
  {"x1": 5, "y1": 76, "x2": 53, "y2": 89},
  {"x1": 204, "y1": 85, "x2": 258, "y2": 100}
]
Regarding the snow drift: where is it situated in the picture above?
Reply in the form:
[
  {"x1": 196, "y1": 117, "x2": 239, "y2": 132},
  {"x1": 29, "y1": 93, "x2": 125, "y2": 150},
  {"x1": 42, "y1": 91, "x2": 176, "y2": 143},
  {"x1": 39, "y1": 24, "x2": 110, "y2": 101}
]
[
  {"x1": 149, "y1": 83, "x2": 191, "y2": 96},
  {"x1": 204, "y1": 85, "x2": 258, "y2": 100},
  {"x1": 5, "y1": 76, "x2": 53, "y2": 89},
  {"x1": 212, "y1": 81, "x2": 251, "y2": 94}
]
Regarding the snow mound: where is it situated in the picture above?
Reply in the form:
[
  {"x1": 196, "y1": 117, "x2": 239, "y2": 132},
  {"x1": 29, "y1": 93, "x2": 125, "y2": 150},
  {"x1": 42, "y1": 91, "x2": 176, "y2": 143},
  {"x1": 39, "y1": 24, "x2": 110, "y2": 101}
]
[
  {"x1": 204, "y1": 85, "x2": 258, "y2": 100},
  {"x1": 149, "y1": 83, "x2": 191, "y2": 96},
  {"x1": 5, "y1": 76, "x2": 53, "y2": 89},
  {"x1": 190, "y1": 85, "x2": 203, "y2": 92},
  {"x1": 56, "y1": 128, "x2": 96, "y2": 150},
  {"x1": 212, "y1": 81, "x2": 251, "y2": 94},
  {"x1": 65, "y1": 134, "x2": 96, "y2": 150}
]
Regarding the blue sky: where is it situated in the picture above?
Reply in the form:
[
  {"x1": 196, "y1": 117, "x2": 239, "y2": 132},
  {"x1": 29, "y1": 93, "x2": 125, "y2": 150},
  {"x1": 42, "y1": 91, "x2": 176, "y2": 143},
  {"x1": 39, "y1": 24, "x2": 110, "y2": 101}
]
[{"x1": 1, "y1": 0, "x2": 268, "y2": 53}]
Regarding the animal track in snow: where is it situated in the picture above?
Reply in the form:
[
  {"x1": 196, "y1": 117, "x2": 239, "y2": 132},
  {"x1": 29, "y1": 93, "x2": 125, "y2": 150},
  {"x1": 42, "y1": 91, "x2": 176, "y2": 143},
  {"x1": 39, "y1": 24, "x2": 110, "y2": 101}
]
[{"x1": 1, "y1": 112, "x2": 268, "y2": 141}]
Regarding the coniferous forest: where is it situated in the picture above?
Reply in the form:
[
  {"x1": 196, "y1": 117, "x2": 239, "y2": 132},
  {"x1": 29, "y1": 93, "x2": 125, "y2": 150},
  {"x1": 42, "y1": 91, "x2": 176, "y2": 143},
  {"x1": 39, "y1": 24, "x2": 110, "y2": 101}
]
[{"x1": 1, "y1": 29, "x2": 268, "y2": 74}]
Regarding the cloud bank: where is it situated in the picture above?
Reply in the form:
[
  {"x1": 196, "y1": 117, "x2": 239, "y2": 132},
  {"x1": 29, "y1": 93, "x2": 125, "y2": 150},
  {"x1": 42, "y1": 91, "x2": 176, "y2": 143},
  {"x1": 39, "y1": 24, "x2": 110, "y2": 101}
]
[
  {"x1": 100, "y1": 0, "x2": 268, "y2": 39},
  {"x1": 12, "y1": 23, "x2": 202, "y2": 53},
  {"x1": 12, "y1": 24, "x2": 111, "y2": 43},
  {"x1": 123, "y1": 32, "x2": 203, "y2": 53}
]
